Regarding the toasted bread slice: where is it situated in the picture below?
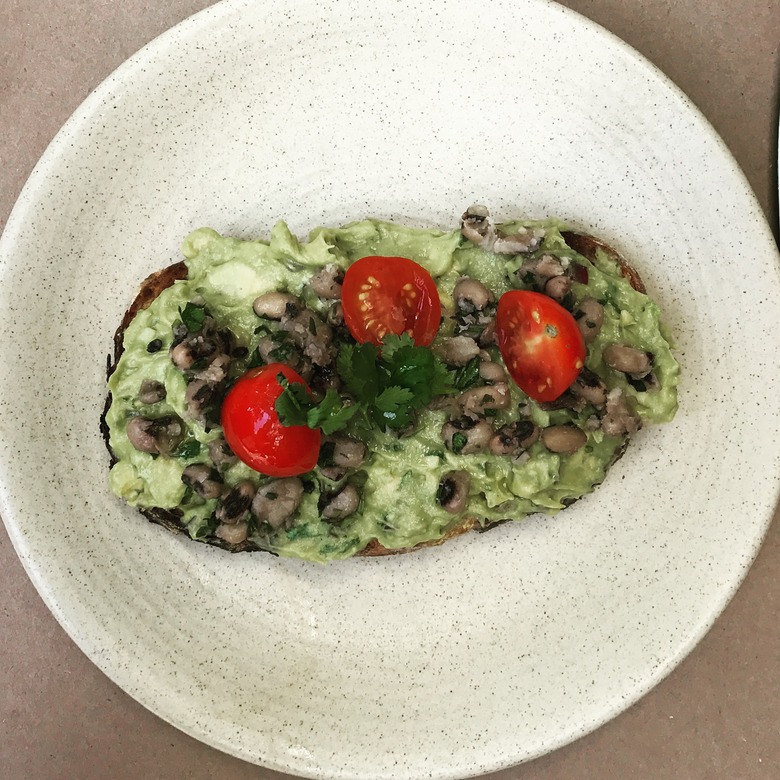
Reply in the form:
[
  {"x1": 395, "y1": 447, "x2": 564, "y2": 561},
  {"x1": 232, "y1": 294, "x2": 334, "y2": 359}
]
[{"x1": 102, "y1": 231, "x2": 645, "y2": 557}]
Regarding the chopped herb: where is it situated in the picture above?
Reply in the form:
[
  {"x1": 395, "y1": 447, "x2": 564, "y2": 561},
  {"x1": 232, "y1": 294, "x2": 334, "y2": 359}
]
[
  {"x1": 436, "y1": 478, "x2": 456, "y2": 505},
  {"x1": 269, "y1": 340, "x2": 296, "y2": 361},
  {"x1": 172, "y1": 439, "x2": 202, "y2": 459},
  {"x1": 265, "y1": 491, "x2": 278, "y2": 500},
  {"x1": 308, "y1": 316, "x2": 318, "y2": 335},
  {"x1": 192, "y1": 514, "x2": 218, "y2": 539},
  {"x1": 451, "y1": 432, "x2": 468, "y2": 454},
  {"x1": 453, "y1": 356, "x2": 482, "y2": 390},
  {"x1": 246, "y1": 347, "x2": 264, "y2": 369},
  {"x1": 318, "y1": 440, "x2": 336, "y2": 467},
  {"x1": 286, "y1": 523, "x2": 317, "y2": 541},
  {"x1": 179, "y1": 302, "x2": 206, "y2": 332}
]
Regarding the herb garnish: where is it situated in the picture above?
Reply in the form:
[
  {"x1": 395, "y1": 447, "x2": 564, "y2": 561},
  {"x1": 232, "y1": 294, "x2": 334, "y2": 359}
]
[
  {"x1": 337, "y1": 333, "x2": 454, "y2": 431},
  {"x1": 275, "y1": 377, "x2": 360, "y2": 435},
  {"x1": 453, "y1": 356, "x2": 482, "y2": 390},
  {"x1": 179, "y1": 302, "x2": 206, "y2": 332},
  {"x1": 274, "y1": 333, "x2": 456, "y2": 435},
  {"x1": 451, "y1": 432, "x2": 468, "y2": 454},
  {"x1": 172, "y1": 438, "x2": 202, "y2": 459}
]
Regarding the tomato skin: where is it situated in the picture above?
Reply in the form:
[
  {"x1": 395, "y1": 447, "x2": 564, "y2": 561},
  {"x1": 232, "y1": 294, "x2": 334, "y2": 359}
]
[
  {"x1": 496, "y1": 291, "x2": 586, "y2": 403},
  {"x1": 221, "y1": 363, "x2": 320, "y2": 477},
  {"x1": 341, "y1": 255, "x2": 442, "y2": 346}
]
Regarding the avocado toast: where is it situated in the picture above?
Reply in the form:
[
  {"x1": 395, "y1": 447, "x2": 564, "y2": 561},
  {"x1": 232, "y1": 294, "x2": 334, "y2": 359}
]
[{"x1": 102, "y1": 207, "x2": 679, "y2": 561}]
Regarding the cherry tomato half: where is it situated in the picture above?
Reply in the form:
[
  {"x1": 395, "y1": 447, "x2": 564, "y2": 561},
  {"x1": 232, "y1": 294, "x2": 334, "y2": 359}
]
[
  {"x1": 341, "y1": 255, "x2": 442, "y2": 346},
  {"x1": 221, "y1": 363, "x2": 320, "y2": 477},
  {"x1": 496, "y1": 291, "x2": 586, "y2": 403}
]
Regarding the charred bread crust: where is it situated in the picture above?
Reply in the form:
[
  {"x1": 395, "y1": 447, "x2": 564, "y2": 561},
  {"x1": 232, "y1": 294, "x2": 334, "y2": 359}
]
[
  {"x1": 561, "y1": 231, "x2": 647, "y2": 294},
  {"x1": 101, "y1": 262, "x2": 189, "y2": 467},
  {"x1": 103, "y1": 232, "x2": 645, "y2": 557}
]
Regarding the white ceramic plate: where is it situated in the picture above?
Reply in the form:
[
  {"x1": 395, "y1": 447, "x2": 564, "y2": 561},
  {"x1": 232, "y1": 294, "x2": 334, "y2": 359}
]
[{"x1": 1, "y1": 1, "x2": 779, "y2": 778}]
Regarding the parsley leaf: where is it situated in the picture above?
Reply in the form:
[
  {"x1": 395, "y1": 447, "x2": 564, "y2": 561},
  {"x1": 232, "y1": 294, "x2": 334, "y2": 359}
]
[
  {"x1": 378, "y1": 332, "x2": 414, "y2": 361},
  {"x1": 373, "y1": 385, "x2": 414, "y2": 411}
]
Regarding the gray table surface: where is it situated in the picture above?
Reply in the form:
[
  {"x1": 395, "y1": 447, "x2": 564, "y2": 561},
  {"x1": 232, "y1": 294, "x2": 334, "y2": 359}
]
[{"x1": 1, "y1": 1, "x2": 778, "y2": 778}]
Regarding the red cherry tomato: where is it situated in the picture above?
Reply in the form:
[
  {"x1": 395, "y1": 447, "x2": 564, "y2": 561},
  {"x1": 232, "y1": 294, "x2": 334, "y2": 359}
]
[
  {"x1": 341, "y1": 255, "x2": 441, "y2": 346},
  {"x1": 221, "y1": 363, "x2": 320, "y2": 477},
  {"x1": 496, "y1": 291, "x2": 586, "y2": 403}
]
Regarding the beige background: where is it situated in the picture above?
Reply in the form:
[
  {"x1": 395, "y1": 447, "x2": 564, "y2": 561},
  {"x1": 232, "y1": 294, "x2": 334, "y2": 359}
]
[{"x1": 1, "y1": 1, "x2": 779, "y2": 778}]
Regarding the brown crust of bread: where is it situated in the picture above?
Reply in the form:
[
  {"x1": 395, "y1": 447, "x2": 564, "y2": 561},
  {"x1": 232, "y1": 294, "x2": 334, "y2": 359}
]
[
  {"x1": 561, "y1": 231, "x2": 647, "y2": 294},
  {"x1": 102, "y1": 231, "x2": 645, "y2": 558}
]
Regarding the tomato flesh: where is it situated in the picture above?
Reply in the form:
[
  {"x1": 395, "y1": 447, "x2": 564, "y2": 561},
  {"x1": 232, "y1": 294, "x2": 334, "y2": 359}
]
[
  {"x1": 341, "y1": 255, "x2": 441, "y2": 346},
  {"x1": 221, "y1": 363, "x2": 320, "y2": 477},
  {"x1": 496, "y1": 291, "x2": 586, "y2": 403}
]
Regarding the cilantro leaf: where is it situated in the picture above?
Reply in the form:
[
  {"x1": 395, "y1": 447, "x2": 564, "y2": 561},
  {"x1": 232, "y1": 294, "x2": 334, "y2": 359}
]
[
  {"x1": 274, "y1": 331, "x2": 457, "y2": 438},
  {"x1": 171, "y1": 438, "x2": 202, "y2": 459},
  {"x1": 371, "y1": 386, "x2": 415, "y2": 430},
  {"x1": 373, "y1": 386, "x2": 414, "y2": 411},
  {"x1": 246, "y1": 347, "x2": 264, "y2": 369},
  {"x1": 431, "y1": 356, "x2": 457, "y2": 396},
  {"x1": 275, "y1": 376, "x2": 358, "y2": 435},
  {"x1": 307, "y1": 389, "x2": 359, "y2": 435},
  {"x1": 274, "y1": 377, "x2": 311, "y2": 427},
  {"x1": 453, "y1": 356, "x2": 482, "y2": 391},
  {"x1": 379, "y1": 332, "x2": 415, "y2": 361},
  {"x1": 378, "y1": 341, "x2": 454, "y2": 405},
  {"x1": 337, "y1": 342, "x2": 380, "y2": 403},
  {"x1": 451, "y1": 432, "x2": 468, "y2": 454},
  {"x1": 179, "y1": 302, "x2": 206, "y2": 332}
]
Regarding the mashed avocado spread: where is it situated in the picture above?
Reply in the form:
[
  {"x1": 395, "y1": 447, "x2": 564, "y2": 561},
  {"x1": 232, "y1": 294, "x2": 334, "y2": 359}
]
[{"x1": 105, "y1": 214, "x2": 678, "y2": 562}]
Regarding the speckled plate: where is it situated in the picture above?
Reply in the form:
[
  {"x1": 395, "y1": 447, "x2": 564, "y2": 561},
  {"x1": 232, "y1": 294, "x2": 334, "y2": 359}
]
[{"x1": 1, "y1": 1, "x2": 779, "y2": 778}]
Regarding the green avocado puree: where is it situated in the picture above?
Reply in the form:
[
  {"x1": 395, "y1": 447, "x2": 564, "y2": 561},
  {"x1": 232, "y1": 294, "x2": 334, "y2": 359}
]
[{"x1": 106, "y1": 218, "x2": 679, "y2": 562}]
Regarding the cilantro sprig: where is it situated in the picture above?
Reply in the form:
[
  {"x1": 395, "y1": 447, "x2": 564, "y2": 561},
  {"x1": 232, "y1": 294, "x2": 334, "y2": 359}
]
[
  {"x1": 274, "y1": 377, "x2": 360, "y2": 435},
  {"x1": 274, "y1": 333, "x2": 456, "y2": 435},
  {"x1": 338, "y1": 333, "x2": 454, "y2": 430}
]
